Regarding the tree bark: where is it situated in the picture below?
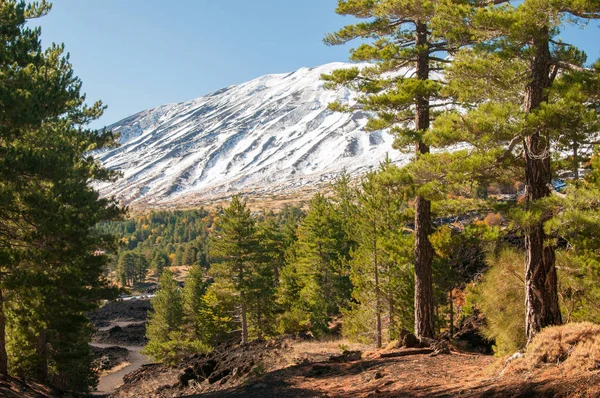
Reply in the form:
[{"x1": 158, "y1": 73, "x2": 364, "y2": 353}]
[
  {"x1": 240, "y1": 299, "x2": 248, "y2": 345},
  {"x1": 449, "y1": 289, "x2": 454, "y2": 339},
  {"x1": 36, "y1": 328, "x2": 48, "y2": 382},
  {"x1": 374, "y1": 227, "x2": 382, "y2": 348},
  {"x1": 413, "y1": 21, "x2": 435, "y2": 339},
  {"x1": 387, "y1": 269, "x2": 394, "y2": 337},
  {"x1": 385, "y1": 188, "x2": 395, "y2": 336},
  {"x1": 573, "y1": 142, "x2": 579, "y2": 181},
  {"x1": 0, "y1": 288, "x2": 7, "y2": 375},
  {"x1": 523, "y1": 27, "x2": 562, "y2": 343}
]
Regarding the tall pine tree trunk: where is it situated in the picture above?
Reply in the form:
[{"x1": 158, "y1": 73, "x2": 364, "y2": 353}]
[
  {"x1": 523, "y1": 28, "x2": 562, "y2": 343},
  {"x1": 385, "y1": 192, "x2": 395, "y2": 336},
  {"x1": 36, "y1": 329, "x2": 48, "y2": 382},
  {"x1": 387, "y1": 265, "x2": 394, "y2": 337},
  {"x1": 573, "y1": 142, "x2": 579, "y2": 181},
  {"x1": 374, "y1": 229, "x2": 382, "y2": 348},
  {"x1": 240, "y1": 298, "x2": 248, "y2": 345},
  {"x1": 413, "y1": 22, "x2": 435, "y2": 339},
  {"x1": 0, "y1": 288, "x2": 7, "y2": 375},
  {"x1": 257, "y1": 299, "x2": 263, "y2": 340},
  {"x1": 448, "y1": 289, "x2": 454, "y2": 339}
]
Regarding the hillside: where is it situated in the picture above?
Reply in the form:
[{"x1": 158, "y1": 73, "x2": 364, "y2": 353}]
[
  {"x1": 95, "y1": 63, "x2": 406, "y2": 207},
  {"x1": 108, "y1": 324, "x2": 600, "y2": 398}
]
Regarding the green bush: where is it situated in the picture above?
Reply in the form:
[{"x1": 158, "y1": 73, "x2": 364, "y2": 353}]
[
  {"x1": 556, "y1": 252, "x2": 600, "y2": 324},
  {"x1": 143, "y1": 331, "x2": 209, "y2": 366},
  {"x1": 467, "y1": 248, "x2": 526, "y2": 356},
  {"x1": 341, "y1": 303, "x2": 375, "y2": 344}
]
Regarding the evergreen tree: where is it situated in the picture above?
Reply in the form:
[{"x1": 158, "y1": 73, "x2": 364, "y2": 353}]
[
  {"x1": 182, "y1": 265, "x2": 210, "y2": 341},
  {"x1": 351, "y1": 172, "x2": 386, "y2": 347},
  {"x1": 183, "y1": 245, "x2": 197, "y2": 266},
  {"x1": 280, "y1": 193, "x2": 352, "y2": 335},
  {"x1": 331, "y1": 170, "x2": 359, "y2": 256},
  {"x1": 134, "y1": 254, "x2": 149, "y2": 284},
  {"x1": 256, "y1": 213, "x2": 286, "y2": 284},
  {"x1": 151, "y1": 252, "x2": 168, "y2": 276},
  {"x1": 174, "y1": 246, "x2": 185, "y2": 267},
  {"x1": 117, "y1": 252, "x2": 136, "y2": 286},
  {"x1": 344, "y1": 161, "x2": 413, "y2": 346},
  {"x1": 211, "y1": 195, "x2": 260, "y2": 344},
  {"x1": 322, "y1": 0, "x2": 464, "y2": 338},
  {"x1": 143, "y1": 269, "x2": 191, "y2": 363},
  {"x1": 0, "y1": 1, "x2": 123, "y2": 391},
  {"x1": 430, "y1": 0, "x2": 600, "y2": 341}
]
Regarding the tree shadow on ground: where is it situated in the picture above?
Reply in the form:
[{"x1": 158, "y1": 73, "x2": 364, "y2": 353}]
[{"x1": 181, "y1": 358, "x2": 600, "y2": 398}]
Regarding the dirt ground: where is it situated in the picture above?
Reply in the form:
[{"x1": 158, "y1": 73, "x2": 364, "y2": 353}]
[
  {"x1": 0, "y1": 375, "x2": 67, "y2": 398},
  {"x1": 108, "y1": 336, "x2": 600, "y2": 398}
]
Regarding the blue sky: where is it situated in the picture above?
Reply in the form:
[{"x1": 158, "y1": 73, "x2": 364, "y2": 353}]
[{"x1": 33, "y1": 1, "x2": 600, "y2": 129}]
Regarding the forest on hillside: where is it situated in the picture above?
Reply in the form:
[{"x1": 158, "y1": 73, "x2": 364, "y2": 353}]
[{"x1": 112, "y1": 160, "x2": 600, "y2": 365}]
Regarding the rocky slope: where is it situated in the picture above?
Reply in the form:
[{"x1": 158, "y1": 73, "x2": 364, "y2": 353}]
[{"x1": 95, "y1": 63, "x2": 407, "y2": 207}]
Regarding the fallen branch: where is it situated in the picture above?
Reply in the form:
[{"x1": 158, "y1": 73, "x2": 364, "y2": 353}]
[{"x1": 380, "y1": 349, "x2": 434, "y2": 358}]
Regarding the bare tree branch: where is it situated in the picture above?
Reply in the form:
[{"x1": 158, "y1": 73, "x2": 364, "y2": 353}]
[
  {"x1": 496, "y1": 136, "x2": 521, "y2": 163},
  {"x1": 552, "y1": 60, "x2": 586, "y2": 72}
]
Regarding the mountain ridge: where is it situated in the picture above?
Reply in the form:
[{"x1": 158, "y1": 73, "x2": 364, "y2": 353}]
[{"x1": 95, "y1": 62, "x2": 409, "y2": 207}]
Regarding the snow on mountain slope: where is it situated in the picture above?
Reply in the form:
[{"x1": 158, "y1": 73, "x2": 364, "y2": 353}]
[{"x1": 95, "y1": 63, "x2": 410, "y2": 207}]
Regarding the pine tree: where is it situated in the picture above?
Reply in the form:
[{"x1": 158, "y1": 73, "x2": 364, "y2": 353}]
[
  {"x1": 345, "y1": 161, "x2": 413, "y2": 345},
  {"x1": 544, "y1": 141, "x2": 600, "y2": 324},
  {"x1": 0, "y1": 1, "x2": 123, "y2": 390},
  {"x1": 282, "y1": 193, "x2": 352, "y2": 335},
  {"x1": 182, "y1": 265, "x2": 211, "y2": 342},
  {"x1": 151, "y1": 252, "x2": 168, "y2": 276},
  {"x1": 118, "y1": 252, "x2": 136, "y2": 286},
  {"x1": 174, "y1": 246, "x2": 185, "y2": 267},
  {"x1": 183, "y1": 245, "x2": 198, "y2": 266},
  {"x1": 142, "y1": 269, "x2": 185, "y2": 362},
  {"x1": 322, "y1": 0, "x2": 464, "y2": 338},
  {"x1": 134, "y1": 254, "x2": 149, "y2": 284},
  {"x1": 352, "y1": 171, "x2": 386, "y2": 347},
  {"x1": 430, "y1": 0, "x2": 600, "y2": 341},
  {"x1": 331, "y1": 170, "x2": 359, "y2": 256},
  {"x1": 211, "y1": 195, "x2": 259, "y2": 344}
]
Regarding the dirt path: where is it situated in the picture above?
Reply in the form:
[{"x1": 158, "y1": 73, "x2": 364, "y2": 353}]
[{"x1": 92, "y1": 343, "x2": 152, "y2": 396}]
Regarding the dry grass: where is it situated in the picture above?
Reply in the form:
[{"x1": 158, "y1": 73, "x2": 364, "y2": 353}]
[
  {"x1": 265, "y1": 337, "x2": 372, "y2": 370},
  {"x1": 506, "y1": 322, "x2": 600, "y2": 376},
  {"x1": 98, "y1": 361, "x2": 132, "y2": 377},
  {"x1": 289, "y1": 338, "x2": 370, "y2": 359}
]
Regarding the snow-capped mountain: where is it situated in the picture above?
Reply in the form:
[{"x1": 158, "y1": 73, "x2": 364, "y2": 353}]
[{"x1": 96, "y1": 63, "x2": 410, "y2": 207}]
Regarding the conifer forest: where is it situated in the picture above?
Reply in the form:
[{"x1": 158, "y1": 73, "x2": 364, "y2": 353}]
[{"x1": 2, "y1": 0, "x2": 600, "y2": 397}]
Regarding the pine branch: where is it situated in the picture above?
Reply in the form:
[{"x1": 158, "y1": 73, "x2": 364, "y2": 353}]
[
  {"x1": 428, "y1": 102, "x2": 460, "y2": 109},
  {"x1": 483, "y1": 0, "x2": 511, "y2": 5},
  {"x1": 550, "y1": 39, "x2": 576, "y2": 48},
  {"x1": 491, "y1": 136, "x2": 522, "y2": 165},
  {"x1": 394, "y1": 40, "x2": 417, "y2": 48},
  {"x1": 552, "y1": 60, "x2": 586, "y2": 72},
  {"x1": 428, "y1": 42, "x2": 450, "y2": 51},
  {"x1": 427, "y1": 57, "x2": 451, "y2": 63},
  {"x1": 549, "y1": 64, "x2": 560, "y2": 85},
  {"x1": 560, "y1": 9, "x2": 600, "y2": 19}
]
